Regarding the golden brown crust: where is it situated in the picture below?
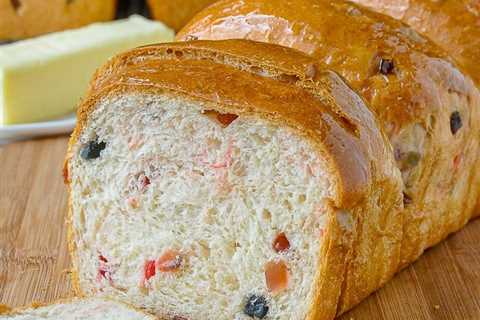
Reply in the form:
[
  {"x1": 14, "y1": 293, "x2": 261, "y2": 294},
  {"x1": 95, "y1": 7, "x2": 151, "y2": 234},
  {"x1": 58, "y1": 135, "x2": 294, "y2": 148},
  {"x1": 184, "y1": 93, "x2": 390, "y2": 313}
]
[
  {"x1": 350, "y1": 0, "x2": 480, "y2": 86},
  {"x1": 349, "y1": 0, "x2": 480, "y2": 217},
  {"x1": 147, "y1": 0, "x2": 216, "y2": 31},
  {"x1": 178, "y1": 1, "x2": 480, "y2": 313},
  {"x1": 65, "y1": 39, "x2": 403, "y2": 320},
  {"x1": 0, "y1": 0, "x2": 117, "y2": 40}
]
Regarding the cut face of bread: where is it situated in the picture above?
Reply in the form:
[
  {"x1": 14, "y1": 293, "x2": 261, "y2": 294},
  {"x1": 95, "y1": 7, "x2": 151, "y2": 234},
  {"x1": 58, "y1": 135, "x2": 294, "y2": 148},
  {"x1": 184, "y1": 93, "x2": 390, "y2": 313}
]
[
  {"x1": 71, "y1": 94, "x2": 333, "y2": 319},
  {"x1": 177, "y1": 0, "x2": 480, "y2": 310},
  {"x1": 66, "y1": 40, "x2": 403, "y2": 320},
  {"x1": 0, "y1": 297, "x2": 155, "y2": 319}
]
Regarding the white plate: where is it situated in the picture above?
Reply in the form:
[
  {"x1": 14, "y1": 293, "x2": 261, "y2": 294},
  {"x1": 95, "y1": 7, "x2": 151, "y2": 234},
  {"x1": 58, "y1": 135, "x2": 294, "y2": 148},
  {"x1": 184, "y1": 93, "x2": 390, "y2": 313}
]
[{"x1": 0, "y1": 113, "x2": 76, "y2": 144}]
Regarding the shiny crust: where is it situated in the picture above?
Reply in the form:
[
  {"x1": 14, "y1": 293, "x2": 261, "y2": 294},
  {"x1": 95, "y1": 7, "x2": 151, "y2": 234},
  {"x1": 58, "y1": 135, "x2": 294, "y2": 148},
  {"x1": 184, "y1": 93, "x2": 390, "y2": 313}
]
[
  {"x1": 0, "y1": 0, "x2": 117, "y2": 40},
  {"x1": 348, "y1": 0, "x2": 480, "y2": 216},
  {"x1": 147, "y1": 0, "x2": 216, "y2": 31},
  {"x1": 64, "y1": 39, "x2": 403, "y2": 320},
  {"x1": 178, "y1": 1, "x2": 480, "y2": 313},
  {"x1": 350, "y1": 0, "x2": 480, "y2": 86}
]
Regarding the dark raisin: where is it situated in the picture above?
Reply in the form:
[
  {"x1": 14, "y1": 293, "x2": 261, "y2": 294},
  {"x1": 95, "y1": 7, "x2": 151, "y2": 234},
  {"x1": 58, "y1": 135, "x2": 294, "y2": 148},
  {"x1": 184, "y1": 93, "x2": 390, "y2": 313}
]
[
  {"x1": 80, "y1": 140, "x2": 106, "y2": 160},
  {"x1": 450, "y1": 111, "x2": 462, "y2": 135},
  {"x1": 379, "y1": 58, "x2": 395, "y2": 75},
  {"x1": 244, "y1": 295, "x2": 269, "y2": 319},
  {"x1": 405, "y1": 151, "x2": 421, "y2": 168},
  {"x1": 403, "y1": 192, "x2": 412, "y2": 206}
]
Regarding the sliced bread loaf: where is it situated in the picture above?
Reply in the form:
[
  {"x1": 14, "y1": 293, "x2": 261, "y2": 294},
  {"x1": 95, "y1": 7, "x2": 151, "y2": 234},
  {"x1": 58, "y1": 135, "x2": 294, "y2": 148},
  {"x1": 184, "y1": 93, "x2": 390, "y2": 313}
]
[
  {"x1": 64, "y1": 40, "x2": 403, "y2": 320},
  {"x1": 177, "y1": 0, "x2": 480, "y2": 309}
]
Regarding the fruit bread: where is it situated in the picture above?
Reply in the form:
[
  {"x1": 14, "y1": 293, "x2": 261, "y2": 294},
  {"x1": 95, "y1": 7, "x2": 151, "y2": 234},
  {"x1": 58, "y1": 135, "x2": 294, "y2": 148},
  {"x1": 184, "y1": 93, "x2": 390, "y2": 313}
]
[
  {"x1": 147, "y1": 0, "x2": 217, "y2": 31},
  {"x1": 0, "y1": 297, "x2": 156, "y2": 319},
  {"x1": 349, "y1": 0, "x2": 480, "y2": 86},
  {"x1": 0, "y1": 0, "x2": 117, "y2": 40},
  {"x1": 64, "y1": 39, "x2": 404, "y2": 320},
  {"x1": 178, "y1": 0, "x2": 480, "y2": 304},
  {"x1": 347, "y1": 0, "x2": 480, "y2": 214}
]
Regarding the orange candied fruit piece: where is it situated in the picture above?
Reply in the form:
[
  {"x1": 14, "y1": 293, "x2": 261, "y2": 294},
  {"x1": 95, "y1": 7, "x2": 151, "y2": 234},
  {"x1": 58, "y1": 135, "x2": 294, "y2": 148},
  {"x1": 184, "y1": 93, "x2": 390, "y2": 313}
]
[
  {"x1": 272, "y1": 232, "x2": 290, "y2": 253},
  {"x1": 157, "y1": 250, "x2": 183, "y2": 273},
  {"x1": 216, "y1": 113, "x2": 238, "y2": 127},
  {"x1": 204, "y1": 110, "x2": 238, "y2": 127},
  {"x1": 265, "y1": 260, "x2": 289, "y2": 295}
]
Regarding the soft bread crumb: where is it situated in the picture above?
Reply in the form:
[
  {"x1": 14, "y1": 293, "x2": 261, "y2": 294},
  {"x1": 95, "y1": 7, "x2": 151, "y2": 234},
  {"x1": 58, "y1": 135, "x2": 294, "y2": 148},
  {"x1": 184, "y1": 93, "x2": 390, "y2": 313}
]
[
  {"x1": 1, "y1": 297, "x2": 154, "y2": 319},
  {"x1": 69, "y1": 94, "x2": 336, "y2": 319}
]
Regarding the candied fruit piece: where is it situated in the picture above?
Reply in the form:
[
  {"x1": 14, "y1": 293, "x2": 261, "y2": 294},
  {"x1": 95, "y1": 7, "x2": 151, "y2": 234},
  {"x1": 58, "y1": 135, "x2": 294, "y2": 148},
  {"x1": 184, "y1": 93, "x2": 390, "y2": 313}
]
[
  {"x1": 144, "y1": 260, "x2": 156, "y2": 281},
  {"x1": 157, "y1": 250, "x2": 183, "y2": 272},
  {"x1": 272, "y1": 232, "x2": 290, "y2": 253},
  {"x1": 265, "y1": 260, "x2": 289, "y2": 295},
  {"x1": 204, "y1": 110, "x2": 238, "y2": 127}
]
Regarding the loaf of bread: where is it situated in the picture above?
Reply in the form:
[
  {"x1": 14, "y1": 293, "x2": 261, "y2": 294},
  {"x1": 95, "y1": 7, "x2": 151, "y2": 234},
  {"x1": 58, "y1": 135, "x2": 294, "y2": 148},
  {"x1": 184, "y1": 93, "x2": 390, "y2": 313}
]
[
  {"x1": 147, "y1": 0, "x2": 216, "y2": 31},
  {"x1": 178, "y1": 0, "x2": 480, "y2": 295},
  {"x1": 347, "y1": 0, "x2": 480, "y2": 215},
  {"x1": 350, "y1": 0, "x2": 480, "y2": 86},
  {"x1": 64, "y1": 39, "x2": 404, "y2": 320},
  {"x1": 0, "y1": 297, "x2": 156, "y2": 319},
  {"x1": 0, "y1": 0, "x2": 117, "y2": 40}
]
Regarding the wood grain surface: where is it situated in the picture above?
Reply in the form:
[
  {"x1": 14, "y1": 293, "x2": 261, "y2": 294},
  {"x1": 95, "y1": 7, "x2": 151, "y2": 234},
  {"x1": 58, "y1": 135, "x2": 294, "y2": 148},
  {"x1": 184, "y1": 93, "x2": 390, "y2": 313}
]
[{"x1": 0, "y1": 136, "x2": 479, "y2": 319}]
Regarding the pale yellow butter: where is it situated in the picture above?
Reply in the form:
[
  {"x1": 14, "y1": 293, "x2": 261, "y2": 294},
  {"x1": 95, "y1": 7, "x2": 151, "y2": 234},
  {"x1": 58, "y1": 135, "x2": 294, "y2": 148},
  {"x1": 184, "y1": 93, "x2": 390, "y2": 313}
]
[{"x1": 0, "y1": 15, "x2": 174, "y2": 125}]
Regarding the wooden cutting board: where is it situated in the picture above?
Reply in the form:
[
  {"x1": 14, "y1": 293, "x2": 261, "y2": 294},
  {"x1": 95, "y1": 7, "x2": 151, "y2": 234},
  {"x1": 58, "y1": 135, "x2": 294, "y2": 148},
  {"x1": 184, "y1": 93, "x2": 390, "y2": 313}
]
[{"x1": 0, "y1": 136, "x2": 479, "y2": 319}]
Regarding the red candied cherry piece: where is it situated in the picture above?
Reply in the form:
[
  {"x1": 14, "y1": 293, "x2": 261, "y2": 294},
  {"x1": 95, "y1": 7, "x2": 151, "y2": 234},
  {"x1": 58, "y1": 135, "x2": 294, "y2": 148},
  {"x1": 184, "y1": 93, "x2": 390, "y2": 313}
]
[
  {"x1": 140, "y1": 175, "x2": 151, "y2": 190},
  {"x1": 144, "y1": 260, "x2": 156, "y2": 281},
  {"x1": 157, "y1": 250, "x2": 183, "y2": 273},
  {"x1": 265, "y1": 260, "x2": 289, "y2": 295},
  {"x1": 272, "y1": 232, "x2": 290, "y2": 253}
]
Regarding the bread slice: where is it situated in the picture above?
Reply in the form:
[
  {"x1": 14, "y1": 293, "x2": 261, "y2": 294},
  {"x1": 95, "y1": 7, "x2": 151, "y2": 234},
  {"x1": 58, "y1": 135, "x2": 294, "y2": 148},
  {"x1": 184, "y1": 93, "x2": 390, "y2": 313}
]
[
  {"x1": 64, "y1": 40, "x2": 403, "y2": 320},
  {"x1": 177, "y1": 0, "x2": 480, "y2": 311},
  {"x1": 0, "y1": 297, "x2": 156, "y2": 319}
]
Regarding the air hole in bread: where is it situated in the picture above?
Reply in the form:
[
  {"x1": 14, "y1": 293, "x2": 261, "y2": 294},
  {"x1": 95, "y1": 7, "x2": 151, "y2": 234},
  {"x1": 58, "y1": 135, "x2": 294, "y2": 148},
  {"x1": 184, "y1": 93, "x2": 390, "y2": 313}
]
[
  {"x1": 403, "y1": 192, "x2": 413, "y2": 206},
  {"x1": 250, "y1": 66, "x2": 261, "y2": 72},
  {"x1": 277, "y1": 73, "x2": 301, "y2": 84},
  {"x1": 185, "y1": 35, "x2": 199, "y2": 41}
]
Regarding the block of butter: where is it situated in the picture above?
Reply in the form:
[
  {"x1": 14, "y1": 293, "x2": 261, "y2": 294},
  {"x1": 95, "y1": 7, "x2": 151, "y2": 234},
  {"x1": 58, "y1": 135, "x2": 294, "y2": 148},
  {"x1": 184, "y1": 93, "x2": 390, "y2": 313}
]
[{"x1": 0, "y1": 15, "x2": 174, "y2": 125}]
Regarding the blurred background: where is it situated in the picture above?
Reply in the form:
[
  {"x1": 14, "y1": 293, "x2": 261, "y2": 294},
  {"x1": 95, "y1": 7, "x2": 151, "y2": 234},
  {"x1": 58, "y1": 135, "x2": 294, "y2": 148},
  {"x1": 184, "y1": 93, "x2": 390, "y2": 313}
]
[{"x1": 0, "y1": 0, "x2": 215, "y2": 144}]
